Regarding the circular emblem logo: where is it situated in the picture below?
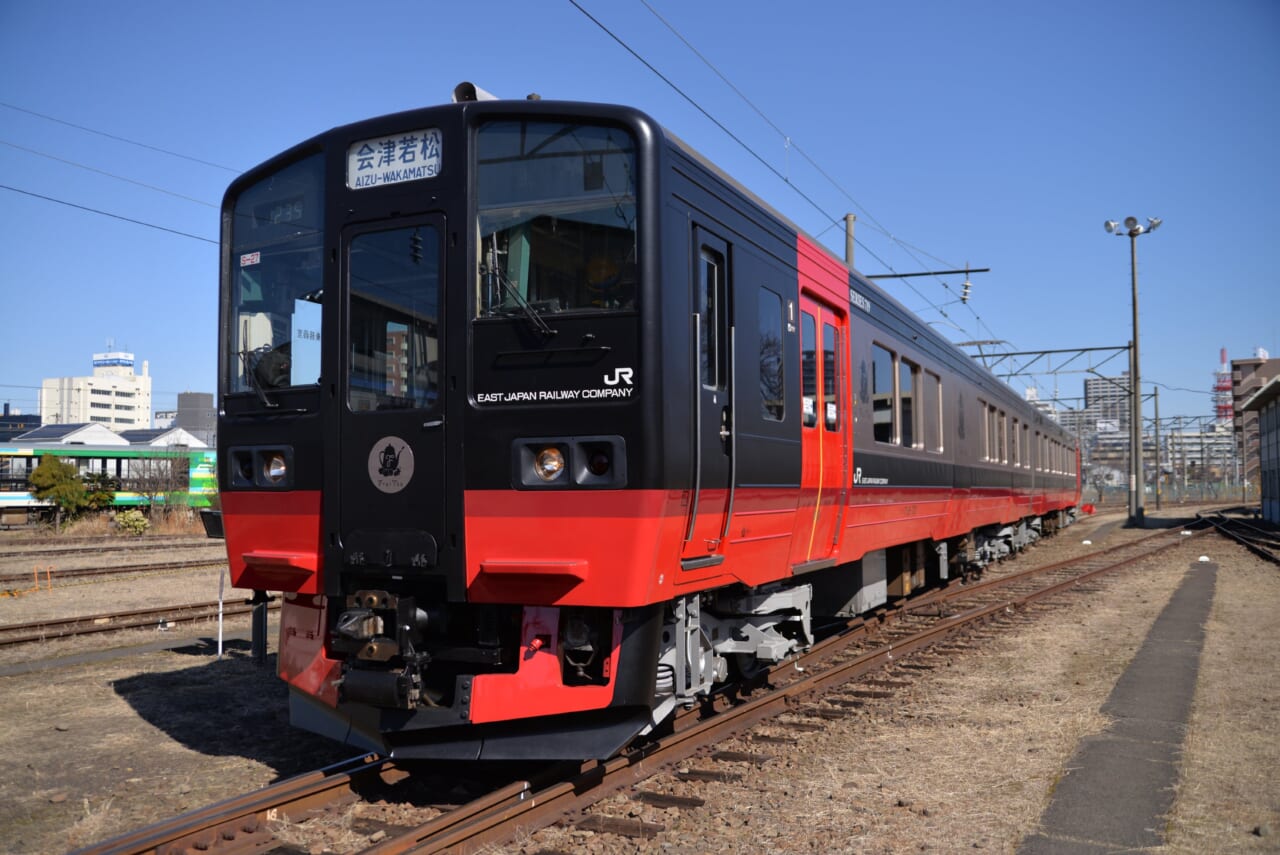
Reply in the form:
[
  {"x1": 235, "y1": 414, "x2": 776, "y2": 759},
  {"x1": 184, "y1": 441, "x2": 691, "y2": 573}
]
[{"x1": 368, "y1": 436, "x2": 414, "y2": 494}]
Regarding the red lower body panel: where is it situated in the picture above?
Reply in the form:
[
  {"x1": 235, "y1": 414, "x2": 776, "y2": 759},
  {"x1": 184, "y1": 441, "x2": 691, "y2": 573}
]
[
  {"x1": 221, "y1": 491, "x2": 322, "y2": 594},
  {"x1": 278, "y1": 595, "x2": 340, "y2": 706},
  {"x1": 275, "y1": 598, "x2": 624, "y2": 723},
  {"x1": 464, "y1": 489, "x2": 681, "y2": 607},
  {"x1": 470, "y1": 606, "x2": 622, "y2": 724}
]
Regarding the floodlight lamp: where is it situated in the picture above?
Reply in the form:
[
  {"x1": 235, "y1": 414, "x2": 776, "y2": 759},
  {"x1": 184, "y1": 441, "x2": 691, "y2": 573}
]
[
  {"x1": 1104, "y1": 220, "x2": 1119, "y2": 233},
  {"x1": 1147, "y1": 217, "x2": 1162, "y2": 231},
  {"x1": 1124, "y1": 216, "x2": 1139, "y2": 230}
]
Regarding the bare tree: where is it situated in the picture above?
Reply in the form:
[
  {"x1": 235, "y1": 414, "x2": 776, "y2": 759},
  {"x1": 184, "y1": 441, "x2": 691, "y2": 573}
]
[{"x1": 126, "y1": 448, "x2": 190, "y2": 516}]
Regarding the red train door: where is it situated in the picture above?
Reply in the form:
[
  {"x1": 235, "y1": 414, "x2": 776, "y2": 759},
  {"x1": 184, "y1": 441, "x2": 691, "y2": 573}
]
[
  {"x1": 790, "y1": 295, "x2": 848, "y2": 567},
  {"x1": 682, "y1": 229, "x2": 734, "y2": 568}
]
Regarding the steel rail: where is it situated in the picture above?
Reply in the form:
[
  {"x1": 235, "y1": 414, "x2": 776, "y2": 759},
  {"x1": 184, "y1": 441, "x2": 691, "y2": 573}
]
[
  {"x1": 0, "y1": 599, "x2": 280, "y2": 646},
  {"x1": 363, "y1": 526, "x2": 1211, "y2": 853},
  {"x1": 0, "y1": 535, "x2": 213, "y2": 557},
  {"x1": 75, "y1": 524, "x2": 1211, "y2": 854},
  {"x1": 0, "y1": 557, "x2": 226, "y2": 587},
  {"x1": 903, "y1": 525, "x2": 1200, "y2": 615},
  {"x1": 71, "y1": 754, "x2": 392, "y2": 855},
  {"x1": 1197, "y1": 512, "x2": 1280, "y2": 566}
]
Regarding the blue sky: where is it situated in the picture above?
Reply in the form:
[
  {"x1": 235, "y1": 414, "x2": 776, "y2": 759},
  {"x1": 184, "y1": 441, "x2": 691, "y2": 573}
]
[{"x1": 1, "y1": 1, "x2": 1276, "y2": 425}]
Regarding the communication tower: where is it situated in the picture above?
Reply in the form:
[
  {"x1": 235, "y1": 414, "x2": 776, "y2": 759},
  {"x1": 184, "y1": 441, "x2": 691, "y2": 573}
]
[{"x1": 1213, "y1": 347, "x2": 1233, "y2": 424}]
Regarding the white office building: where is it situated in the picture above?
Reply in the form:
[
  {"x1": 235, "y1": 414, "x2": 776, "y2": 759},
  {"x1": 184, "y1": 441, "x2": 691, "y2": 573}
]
[{"x1": 39, "y1": 351, "x2": 153, "y2": 431}]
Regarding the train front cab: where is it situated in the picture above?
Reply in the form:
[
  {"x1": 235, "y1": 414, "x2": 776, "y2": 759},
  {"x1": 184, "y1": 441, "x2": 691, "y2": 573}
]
[{"x1": 219, "y1": 100, "x2": 710, "y2": 759}]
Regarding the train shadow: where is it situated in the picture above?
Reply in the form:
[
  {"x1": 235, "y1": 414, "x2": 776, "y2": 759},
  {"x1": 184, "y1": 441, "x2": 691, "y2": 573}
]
[
  {"x1": 1140, "y1": 514, "x2": 1207, "y2": 530},
  {"x1": 110, "y1": 638, "x2": 564, "y2": 812},
  {"x1": 110, "y1": 638, "x2": 354, "y2": 780}
]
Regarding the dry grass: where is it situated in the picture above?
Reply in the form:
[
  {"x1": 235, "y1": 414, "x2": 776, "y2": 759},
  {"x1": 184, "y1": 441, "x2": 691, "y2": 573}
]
[
  {"x1": 516, "y1": 548, "x2": 1196, "y2": 855},
  {"x1": 61, "y1": 514, "x2": 115, "y2": 537},
  {"x1": 1162, "y1": 556, "x2": 1280, "y2": 852},
  {"x1": 62, "y1": 797, "x2": 121, "y2": 850},
  {"x1": 1, "y1": 516, "x2": 1272, "y2": 854},
  {"x1": 27, "y1": 509, "x2": 207, "y2": 539},
  {"x1": 0, "y1": 640, "x2": 352, "y2": 854},
  {"x1": 271, "y1": 805, "x2": 372, "y2": 853}
]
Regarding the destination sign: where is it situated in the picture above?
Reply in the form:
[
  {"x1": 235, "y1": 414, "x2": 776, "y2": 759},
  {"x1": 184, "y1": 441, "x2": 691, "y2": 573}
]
[{"x1": 347, "y1": 128, "x2": 442, "y2": 189}]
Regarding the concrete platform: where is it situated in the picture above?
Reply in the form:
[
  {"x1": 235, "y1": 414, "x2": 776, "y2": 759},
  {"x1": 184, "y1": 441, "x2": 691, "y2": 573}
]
[{"x1": 1019, "y1": 561, "x2": 1217, "y2": 853}]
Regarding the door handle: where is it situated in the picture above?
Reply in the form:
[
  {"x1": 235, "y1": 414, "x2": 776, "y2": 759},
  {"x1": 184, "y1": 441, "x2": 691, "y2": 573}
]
[{"x1": 719, "y1": 407, "x2": 731, "y2": 443}]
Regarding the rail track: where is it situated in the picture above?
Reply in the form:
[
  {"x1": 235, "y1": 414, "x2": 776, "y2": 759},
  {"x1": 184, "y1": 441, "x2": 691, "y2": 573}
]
[
  {"x1": 0, "y1": 598, "x2": 279, "y2": 647},
  {"x1": 1195, "y1": 510, "x2": 1280, "y2": 565},
  {"x1": 0, "y1": 557, "x2": 227, "y2": 589},
  {"x1": 77, "y1": 523, "x2": 1213, "y2": 855},
  {"x1": 0, "y1": 535, "x2": 217, "y2": 559}
]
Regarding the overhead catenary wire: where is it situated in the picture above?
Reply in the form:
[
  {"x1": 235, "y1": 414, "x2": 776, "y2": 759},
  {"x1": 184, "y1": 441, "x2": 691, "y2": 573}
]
[
  {"x1": 0, "y1": 184, "x2": 216, "y2": 244},
  {"x1": 575, "y1": 2, "x2": 1054, "y2": 396},
  {"x1": 662, "y1": 7, "x2": 1049, "y2": 400},
  {"x1": 0, "y1": 100, "x2": 241, "y2": 173},
  {"x1": 567, "y1": 1, "x2": 955, "y2": 314},
  {"x1": 633, "y1": 1, "x2": 1014, "y2": 345},
  {"x1": 638, "y1": 0, "x2": 895, "y2": 242},
  {"x1": 5, "y1": 39, "x2": 1035, "y2": 401},
  {"x1": 0, "y1": 139, "x2": 218, "y2": 208}
]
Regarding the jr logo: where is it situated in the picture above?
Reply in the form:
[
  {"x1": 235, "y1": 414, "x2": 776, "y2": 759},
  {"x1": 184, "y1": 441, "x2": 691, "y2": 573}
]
[{"x1": 603, "y1": 367, "x2": 634, "y2": 386}]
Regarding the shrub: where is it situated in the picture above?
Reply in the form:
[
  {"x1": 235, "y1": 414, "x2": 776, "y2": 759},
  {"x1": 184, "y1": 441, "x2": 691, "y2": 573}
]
[{"x1": 116, "y1": 509, "x2": 150, "y2": 536}]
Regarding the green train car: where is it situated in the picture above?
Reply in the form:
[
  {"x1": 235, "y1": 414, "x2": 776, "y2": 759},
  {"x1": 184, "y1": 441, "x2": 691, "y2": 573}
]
[{"x1": 0, "y1": 443, "x2": 216, "y2": 526}]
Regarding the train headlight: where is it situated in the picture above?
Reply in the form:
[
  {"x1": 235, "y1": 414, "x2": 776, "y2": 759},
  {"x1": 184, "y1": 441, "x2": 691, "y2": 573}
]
[
  {"x1": 534, "y1": 447, "x2": 566, "y2": 481},
  {"x1": 264, "y1": 452, "x2": 289, "y2": 484},
  {"x1": 229, "y1": 446, "x2": 294, "y2": 489},
  {"x1": 513, "y1": 437, "x2": 625, "y2": 489}
]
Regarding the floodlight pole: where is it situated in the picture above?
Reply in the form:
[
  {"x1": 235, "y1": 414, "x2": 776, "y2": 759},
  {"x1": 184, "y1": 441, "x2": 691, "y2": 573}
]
[{"x1": 1105, "y1": 216, "x2": 1162, "y2": 527}]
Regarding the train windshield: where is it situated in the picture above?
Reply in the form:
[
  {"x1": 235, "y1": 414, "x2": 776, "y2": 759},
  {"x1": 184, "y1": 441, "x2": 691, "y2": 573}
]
[
  {"x1": 476, "y1": 120, "x2": 637, "y2": 318},
  {"x1": 226, "y1": 154, "x2": 325, "y2": 398}
]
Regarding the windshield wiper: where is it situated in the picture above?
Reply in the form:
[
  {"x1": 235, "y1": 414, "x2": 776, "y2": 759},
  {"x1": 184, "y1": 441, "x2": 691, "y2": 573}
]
[
  {"x1": 482, "y1": 243, "x2": 557, "y2": 339},
  {"x1": 239, "y1": 347, "x2": 279, "y2": 408}
]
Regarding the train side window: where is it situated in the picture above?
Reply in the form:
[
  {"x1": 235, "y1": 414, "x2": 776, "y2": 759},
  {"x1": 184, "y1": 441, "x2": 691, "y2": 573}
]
[
  {"x1": 1022, "y1": 424, "x2": 1030, "y2": 468},
  {"x1": 983, "y1": 401, "x2": 996, "y2": 460},
  {"x1": 925, "y1": 370, "x2": 942, "y2": 452},
  {"x1": 987, "y1": 405, "x2": 995, "y2": 461},
  {"x1": 991, "y1": 407, "x2": 999, "y2": 461},
  {"x1": 0, "y1": 455, "x2": 21, "y2": 491},
  {"x1": 872, "y1": 344, "x2": 895, "y2": 443},
  {"x1": 998, "y1": 411, "x2": 1008, "y2": 464},
  {"x1": 823, "y1": 323, "x2": 840, "y2": 431},
  {"x1": 900, "y1": 357, "x2": 918, "y2": 448},
  {"x1": 759, "y1": 288, "x2": 785, "y2": 421},
  {"x1": 699, "y1": 245, "x2": 727, "y2": 391},
  {"x1": 1011, "y1": 418, "x2": 1020, "y2": 467},
  {"x1": 801, "y1": 312, "x2": 817, "y2": 428}
]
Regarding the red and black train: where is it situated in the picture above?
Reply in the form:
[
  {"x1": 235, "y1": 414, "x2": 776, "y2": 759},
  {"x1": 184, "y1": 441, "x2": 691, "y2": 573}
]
[{"x1": 217, "y1": 85, "x2": 1079, "y2": 760}]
